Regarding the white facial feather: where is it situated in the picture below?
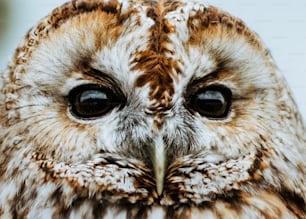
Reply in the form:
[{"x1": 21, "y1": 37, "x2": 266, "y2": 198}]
[{"x1": 0, "y1": 0, "x2": 305, "y2": 218}]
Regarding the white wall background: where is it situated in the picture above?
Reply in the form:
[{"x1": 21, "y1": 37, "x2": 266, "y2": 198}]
[{"x1": 1, "y1": 0, "x2": 306, "y2": 120}]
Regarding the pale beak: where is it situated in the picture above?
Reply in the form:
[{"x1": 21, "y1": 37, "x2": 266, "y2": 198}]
[{"x1": 152, "y1": 134, "x2": 166, "y2": 196}]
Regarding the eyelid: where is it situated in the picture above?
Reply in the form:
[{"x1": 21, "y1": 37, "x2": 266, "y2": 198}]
[
  {"x1": 188, "y1": 70, "x2": 229, "y2": 90},
  {"x1": 186, "y1": 82, "x2": 230, "y2": 99},
  {"x1": 83, "y1": 68, "x2": 125, "y2": 98},
  {"x1": 84, "y1": 69, "x2": 116, "y2": 89}
]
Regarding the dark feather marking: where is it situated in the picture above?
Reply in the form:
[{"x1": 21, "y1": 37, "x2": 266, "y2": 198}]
[{"x1": 132, "y1": 1, "x2": 183, "y2": 123}]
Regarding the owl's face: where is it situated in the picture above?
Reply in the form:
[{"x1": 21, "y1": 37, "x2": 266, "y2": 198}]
[{"x1": 1, "y1": 0, "x2": 305, "y2": 218}]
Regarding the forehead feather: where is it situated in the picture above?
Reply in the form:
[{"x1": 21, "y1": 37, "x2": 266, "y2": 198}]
[{"x1": 9, "y1": 0, "x2": 266, "y2": 74}]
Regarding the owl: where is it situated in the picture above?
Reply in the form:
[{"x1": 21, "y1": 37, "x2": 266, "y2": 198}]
[{"x1": 0, "y1": 0, "x2": 305, "y2": 218}]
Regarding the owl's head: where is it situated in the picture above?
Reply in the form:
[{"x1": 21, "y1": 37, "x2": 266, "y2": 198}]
[{"x1": 0, "y1": 0, "x2": 305, "y2": 210}]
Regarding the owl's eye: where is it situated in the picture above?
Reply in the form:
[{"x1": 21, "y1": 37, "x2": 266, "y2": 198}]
[
  {"x1": 187, "y1": 85, "x2": 232, "y2": 118},
  {"x1": 68, "y1": 84, "x2": 125, "y2": 119}
]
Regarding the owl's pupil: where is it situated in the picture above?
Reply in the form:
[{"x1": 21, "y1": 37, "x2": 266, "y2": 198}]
[
  {"x1": 68, "y1": 84, "x2": 124, "y2": 119},
  {"x1": 78, "y1": 90, "x2": 109, "y2": 114},
  {"x1": 188, "y1": 86, "x2": 231, "y2": 118},
  {"x1": 196, "y1": 91, "x2": 225, "y2": 112}
]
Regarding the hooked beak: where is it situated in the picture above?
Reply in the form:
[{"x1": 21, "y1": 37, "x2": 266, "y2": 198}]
[{"x1": 152, "y1": 134, "x2": 166, "y2": 196}]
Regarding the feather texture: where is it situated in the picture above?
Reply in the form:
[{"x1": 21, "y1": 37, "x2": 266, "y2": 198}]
[{"x1": 0, "y1": 0, "x2": 305, "y2": 218}]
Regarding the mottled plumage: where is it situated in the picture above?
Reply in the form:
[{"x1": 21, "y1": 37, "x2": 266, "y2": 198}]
[{"x1": 0, "y1": 0, "x2": 305, "y2": 218}]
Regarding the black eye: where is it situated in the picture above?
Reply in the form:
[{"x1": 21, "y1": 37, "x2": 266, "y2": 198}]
[
  {"x1": 68, "y1": 84, "x2": 125, "y2": 119},
  {"x1": 186, "y1": 85, "x2": 232, "y2": 118}
]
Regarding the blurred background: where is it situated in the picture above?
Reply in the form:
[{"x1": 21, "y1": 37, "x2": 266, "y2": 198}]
[{"x1": 0, "y1": 0, "x2": 306, "y2": 119}]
